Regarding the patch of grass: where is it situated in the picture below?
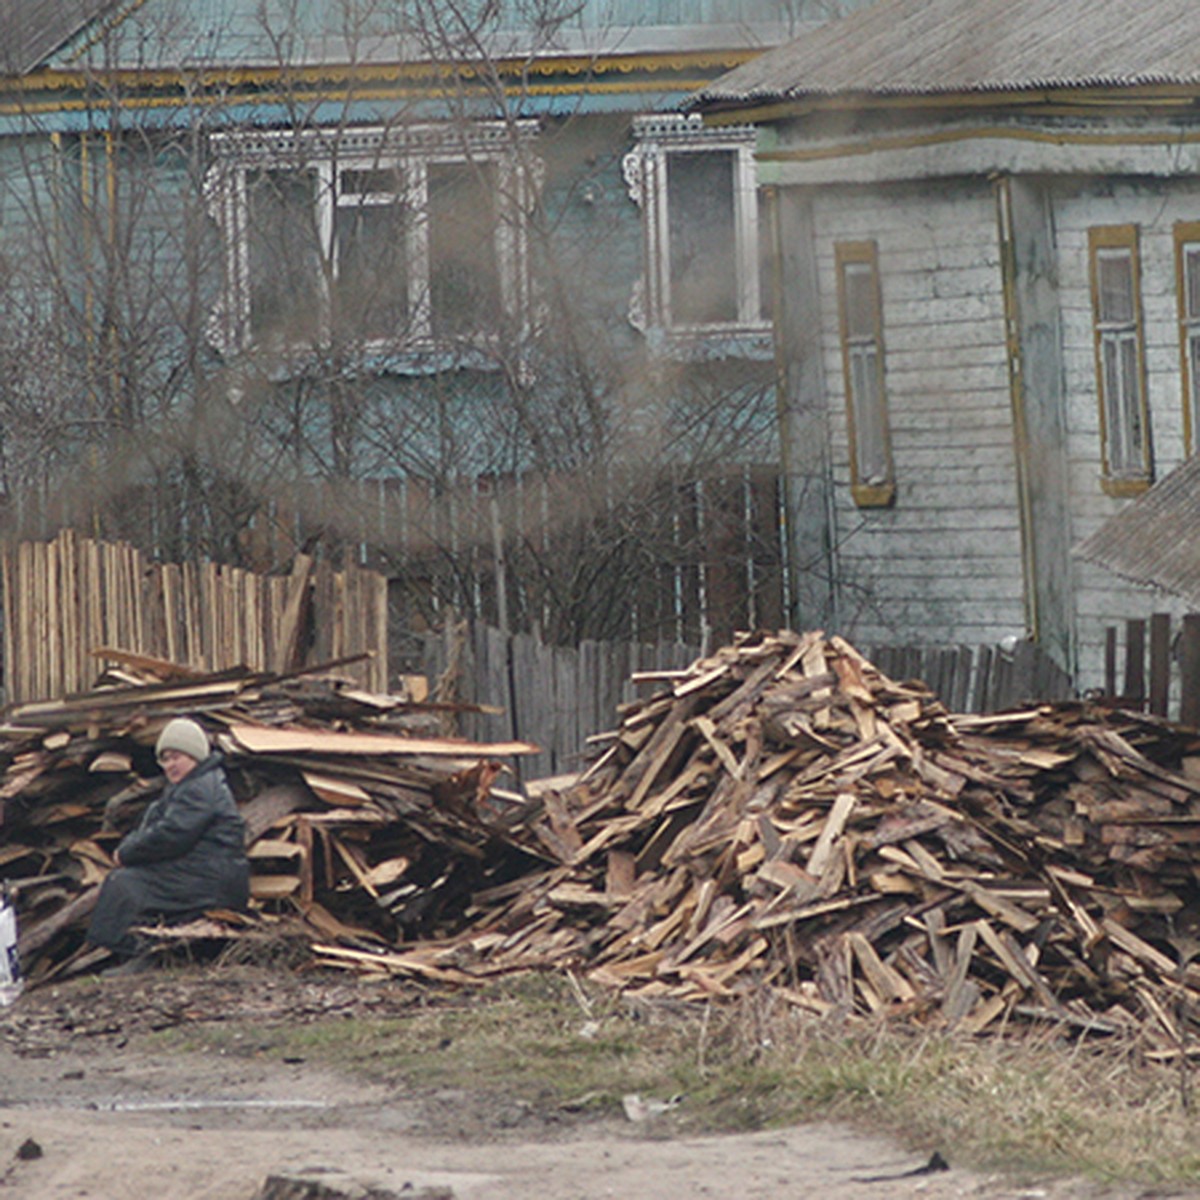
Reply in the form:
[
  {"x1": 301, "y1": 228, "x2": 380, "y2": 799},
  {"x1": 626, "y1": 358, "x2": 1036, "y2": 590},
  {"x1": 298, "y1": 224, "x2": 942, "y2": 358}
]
[{"x1": 149, "y1": 972, "x2": 1200, "y2": 1186}]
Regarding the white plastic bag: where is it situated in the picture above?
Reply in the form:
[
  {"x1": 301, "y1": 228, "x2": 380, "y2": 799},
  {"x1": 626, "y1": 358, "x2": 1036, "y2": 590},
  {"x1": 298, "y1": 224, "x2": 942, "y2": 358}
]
[{"x1": 0, "y1": 891, "x2": 23, "y2": 1005}]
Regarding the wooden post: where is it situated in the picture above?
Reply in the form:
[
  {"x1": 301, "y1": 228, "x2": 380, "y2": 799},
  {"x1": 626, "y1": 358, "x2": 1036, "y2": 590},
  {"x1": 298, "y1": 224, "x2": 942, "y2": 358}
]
[
  {"x1": 1104, "y1": 625, "x2": 1118, "y2": 700},
  {"x1": 1123, "y1": 618, "x2": 1146, "y2": 709},
  {"x1": 1180, "y1": 614, "x2": 1200, "y2": 729},
  {"x1": 1149, "y1": 613, "x2": 1171, "y2": 717}
]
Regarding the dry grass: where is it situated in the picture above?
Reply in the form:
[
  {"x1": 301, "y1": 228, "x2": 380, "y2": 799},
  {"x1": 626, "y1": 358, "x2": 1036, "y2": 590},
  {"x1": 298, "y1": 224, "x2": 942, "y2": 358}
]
[{"x1": 160, "y1": 971, "x2": 1200, "y2": 1186}]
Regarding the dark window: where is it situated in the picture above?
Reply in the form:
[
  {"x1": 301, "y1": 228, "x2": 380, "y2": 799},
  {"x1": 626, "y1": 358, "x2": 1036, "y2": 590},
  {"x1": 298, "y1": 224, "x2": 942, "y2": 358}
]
[
  {"x1": 246, "y1": 168, "x2": 321, "y2": 342},
  {"x1": 428, "y1": 161, "x2": 501, "y2": 339},
  {"x1": 666, "y1": 150, "x2": 737, "y2": 325}
]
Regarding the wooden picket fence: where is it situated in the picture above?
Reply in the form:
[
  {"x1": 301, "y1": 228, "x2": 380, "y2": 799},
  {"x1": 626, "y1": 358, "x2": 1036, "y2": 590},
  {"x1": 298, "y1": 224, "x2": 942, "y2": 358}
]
[
  {"x1": 415, "y1": 624, "x2": 1080, "y2": 783},
  {"x1": 867, "y1": 638, "x2": 1075, "y2": 716},
  {"x1": 1098, "y1": 612, "x2": 1200, "y2": 728},
  {"x1": 1, "y1": 529, "x2": 389, "y2": 704}
]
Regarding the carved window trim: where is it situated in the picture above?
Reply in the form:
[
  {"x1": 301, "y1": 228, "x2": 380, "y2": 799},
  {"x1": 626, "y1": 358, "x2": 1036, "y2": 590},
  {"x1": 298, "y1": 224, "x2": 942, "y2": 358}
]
[
  {"x1": 1089, "y1": 224, "x2": 1151, "y2": 496},
  {"x1": 205, "y1": 121, "x2": 542, "y2": 372},
  {"x1": 623, "y1": 113, "x2": 771, "y2": 360}
]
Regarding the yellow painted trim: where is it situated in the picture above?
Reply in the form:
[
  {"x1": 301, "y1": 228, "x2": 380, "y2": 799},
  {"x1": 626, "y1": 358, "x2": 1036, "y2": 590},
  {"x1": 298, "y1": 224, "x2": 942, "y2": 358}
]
[
  {"x1": 1174, "y1": 220, "x2": 1200, "y2": 458},
  {"x1": 755, "y1": 122, "x2": 1200, "y2": 166},
  {"x1": 5, "y1": 48, "x2": 758, "y2": 97},
  {"x1": 0, "y1": 75, "x2": 731, "y2": 118},
  {"x1": 834, "y1": 240, "x2": 895, "y2": 509},
  {"x1": 1088, "y1": 223, "x2": 1152, "y2": 490},
  {"x1": 1100, "y1": 477, "x2": 1152, "y2": 499},
  {"x1": 702, "y1": 83, "x2": 1200, "y2": 126}
]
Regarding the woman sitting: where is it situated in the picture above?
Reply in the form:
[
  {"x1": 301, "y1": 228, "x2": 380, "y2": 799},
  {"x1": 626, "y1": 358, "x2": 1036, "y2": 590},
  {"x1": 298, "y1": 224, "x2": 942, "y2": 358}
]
[{"x1": 87, "y1": 717, "x2": 250, "y2": 972}]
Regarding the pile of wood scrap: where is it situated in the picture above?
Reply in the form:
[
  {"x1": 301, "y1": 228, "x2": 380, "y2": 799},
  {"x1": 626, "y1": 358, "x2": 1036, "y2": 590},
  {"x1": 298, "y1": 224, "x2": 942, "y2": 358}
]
[
  {"x1": 1, "y1": 649, "x2": 541, "y2": 982},
  {"x1": 319, "y1": 628, "x2": 1200, "y2": 1050},
  {"x1": 11, "y1": 628, "x2": 1200, "y2": 1052}
]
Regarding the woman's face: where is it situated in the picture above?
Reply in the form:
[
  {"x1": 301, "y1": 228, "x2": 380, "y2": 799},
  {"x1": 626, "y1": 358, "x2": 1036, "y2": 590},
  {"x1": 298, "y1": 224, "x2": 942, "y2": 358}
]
[{"x1": 160, "y1": 749, "x2": 198, "y2": 785}]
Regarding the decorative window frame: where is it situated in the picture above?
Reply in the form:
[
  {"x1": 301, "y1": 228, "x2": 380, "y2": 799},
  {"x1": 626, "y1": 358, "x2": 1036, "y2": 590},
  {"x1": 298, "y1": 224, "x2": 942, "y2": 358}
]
[
  {"x1": 1174, "y1": 221, "x2": 1200, "y2": 457},
  {"x1": 204, "y1": 121, "x2": 542, "y2": 373},
  {"x1": 1088, "y1": 223, "x2": 1151, "y2": 496},
  {"x1": 623, "y1": 113, "x2": 772, "y2": 361},
  {"x1": 834, "y1": 240, "x2": 894, "y2": 508}
]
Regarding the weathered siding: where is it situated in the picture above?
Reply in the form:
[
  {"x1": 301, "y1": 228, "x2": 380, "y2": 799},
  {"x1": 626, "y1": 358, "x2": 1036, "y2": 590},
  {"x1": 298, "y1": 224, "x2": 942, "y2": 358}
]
[
  {"x1": 1053, "y1": 179, "x2": 1200, "y2": 693},
  {"x1": 811, "y1": 179, "x2": 1026, "y2": 648}
]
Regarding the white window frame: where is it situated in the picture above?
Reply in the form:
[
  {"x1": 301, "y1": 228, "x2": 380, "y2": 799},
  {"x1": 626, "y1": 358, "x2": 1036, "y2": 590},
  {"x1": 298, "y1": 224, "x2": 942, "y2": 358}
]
[
  {"x1": 1088, "y1": 224, "x2": 1150, "y2": 496},
  {"x1": 205, "y1": 122, "x2": 541, "y2": 369},
  {"x1": 623, "y1": 113, "x2": 771, "y2": 359}
]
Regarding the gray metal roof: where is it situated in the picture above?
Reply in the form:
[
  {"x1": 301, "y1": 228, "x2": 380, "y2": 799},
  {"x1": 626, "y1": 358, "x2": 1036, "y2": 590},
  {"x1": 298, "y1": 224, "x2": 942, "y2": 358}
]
[
  {"x1": 1074, "y1": 456, "x2": 1200, "y2": 608},
  {"x1": 0, "y1": 0, "x2": 118, "y2": 74},
  {"x1": 695, "y1": 0, "x2": 1200, "y2": 107}
]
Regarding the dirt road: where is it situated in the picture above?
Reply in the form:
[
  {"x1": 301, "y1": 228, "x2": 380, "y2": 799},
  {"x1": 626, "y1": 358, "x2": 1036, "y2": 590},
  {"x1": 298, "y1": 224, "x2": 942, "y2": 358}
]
[{"x1": 0, "y1": 968, "x2": 1183, "y2": 1200}]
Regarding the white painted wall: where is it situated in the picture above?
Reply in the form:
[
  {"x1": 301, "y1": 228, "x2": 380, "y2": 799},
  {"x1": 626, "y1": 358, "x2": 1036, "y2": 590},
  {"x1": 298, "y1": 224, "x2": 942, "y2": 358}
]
[
  {"x1": 809, "y1": 178, "x2": 1028, "y2": 651},
  {"x1": 1051, "y1": 179, "x2": 1199, "y2": 694}
]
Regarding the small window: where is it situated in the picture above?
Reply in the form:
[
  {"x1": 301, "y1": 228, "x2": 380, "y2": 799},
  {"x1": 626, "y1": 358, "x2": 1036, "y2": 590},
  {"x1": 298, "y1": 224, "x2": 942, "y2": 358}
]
[
  {"x1": 1089, "y1": 225, "x2": 1150, "y2": 494},
  {"x1": 666, "y1": 148, "x2": 738, "y2": 325},
  {"x1": 1175, "y1": 222, "x2": 1200, "y2": 456},
  {"x1": 835, "y1": 241, "x2": 894, "y2": 507},
  {"x1": 624, "y1": 114, "x2": 771, "y2": 358}
]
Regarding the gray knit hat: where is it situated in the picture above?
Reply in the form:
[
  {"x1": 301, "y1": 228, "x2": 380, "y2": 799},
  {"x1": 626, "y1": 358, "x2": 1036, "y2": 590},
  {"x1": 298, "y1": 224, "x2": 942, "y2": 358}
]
[{"x1": 155, "y1": 717, "x2": 210, "y2": 764}]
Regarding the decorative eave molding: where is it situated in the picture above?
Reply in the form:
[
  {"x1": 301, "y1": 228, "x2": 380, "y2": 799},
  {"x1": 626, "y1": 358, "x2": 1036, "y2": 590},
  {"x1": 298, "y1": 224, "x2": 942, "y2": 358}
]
[
  {"x1": 208, "y1": 118, "x2": 540, "y2": 161},
  {"x1": 0, "y1": 48, "x2": 764, "y2": 117}
]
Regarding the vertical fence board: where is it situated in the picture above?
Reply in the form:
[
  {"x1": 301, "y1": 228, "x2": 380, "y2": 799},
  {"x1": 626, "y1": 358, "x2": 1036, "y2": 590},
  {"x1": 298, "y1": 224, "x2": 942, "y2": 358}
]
[
  {"x1": 1149, "y1": 612, "x2": 1171, "y2": 717},
  {"x1": 1124, "y1": 618, "x2": 1146, "y2": 709},
  {"x1": 1181, "y1": 615, "x2": 1200, "y2": 729},
  {"x1": 0, "y1": 533, "x2": 389, "y2": 704}
]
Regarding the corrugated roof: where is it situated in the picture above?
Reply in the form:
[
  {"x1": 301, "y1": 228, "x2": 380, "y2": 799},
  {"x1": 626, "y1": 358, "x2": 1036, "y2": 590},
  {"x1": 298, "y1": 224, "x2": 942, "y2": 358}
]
[
  {"x1": 695, "y1": 0, "x2": 1200, "y2": 106},
  {"x1": 0, "y1": 0, "x2": 118, "y2": 75},
  {"x1": 1074, "y1": 456, "x2": 1200, "y2": 608}
]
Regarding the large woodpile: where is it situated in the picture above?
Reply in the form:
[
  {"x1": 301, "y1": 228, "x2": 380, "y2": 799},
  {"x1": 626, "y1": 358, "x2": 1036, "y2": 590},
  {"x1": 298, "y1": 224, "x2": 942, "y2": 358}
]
[
  {"x1": 1, "y1": 649, "x2": 541, "y2": 981},
  {"x1": 334, "y1": 629, "x2": 1200, "y2": 1050},
  {"x1": 7, "y1": 630, "x2": 1200, "y2": 1051}
]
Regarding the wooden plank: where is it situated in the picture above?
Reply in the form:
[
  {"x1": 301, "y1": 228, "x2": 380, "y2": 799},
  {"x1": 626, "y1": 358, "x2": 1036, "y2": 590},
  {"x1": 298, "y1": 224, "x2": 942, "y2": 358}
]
[
  {"x1": 1149, "y1": 613, "x2": 1171, "y2": 717},
  {"x1": 227, "y1": 723, "x2": 540, "y2": 758},
  {"x1": 1124, "y1": 618, "x2": 1146, "y2": 709},
  {"x1": 1181, "y1": 614, "x2": 1200, "y2": 729}
]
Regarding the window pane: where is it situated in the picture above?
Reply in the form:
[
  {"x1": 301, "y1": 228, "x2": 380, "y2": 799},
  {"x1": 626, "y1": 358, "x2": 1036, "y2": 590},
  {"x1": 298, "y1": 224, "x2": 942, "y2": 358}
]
[
  {"x1": 334, "y1": 198, "x2": 409, "y2": 342},
  {"x1": 666, "y1": 150, "x2": 737, "y2": 325},
  {"x1": 1102, "y1": 334, "x2": 1143, "y2": 474},
  {"x1": 246, "y1": 169, "x2": 321, "y2": 342},
  {"x1": 842, "y1": 262, "x2": 876, "y2": 339},
  {"x1": 341, "y1": 168, "x2": 403, "y2": 195},
  {"x1": 1096, "y1": 249, "x2": 1134, "y2": 323},
  {"x1": 850, "y1": 345, "x2": 887, "y2": 484},
  {"x1": 428, "y1": 161, "x2": 501, "y2": 339},
  {"x1": 1187, "y1": 245, "x2": 1200, "y2": 320}
]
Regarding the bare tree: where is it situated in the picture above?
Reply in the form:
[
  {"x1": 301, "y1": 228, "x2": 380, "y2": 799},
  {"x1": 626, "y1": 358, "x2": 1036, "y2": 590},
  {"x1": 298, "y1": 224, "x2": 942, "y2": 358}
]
[{"x1": 0, "y1": 0, "x2": 812, "y2": 647}]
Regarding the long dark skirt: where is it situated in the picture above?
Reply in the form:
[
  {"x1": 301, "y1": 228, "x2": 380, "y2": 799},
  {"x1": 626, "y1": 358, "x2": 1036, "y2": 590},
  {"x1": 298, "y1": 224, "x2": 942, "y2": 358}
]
[{"x1": 87, "y1": 862, "x2": 250, "y2": 957}]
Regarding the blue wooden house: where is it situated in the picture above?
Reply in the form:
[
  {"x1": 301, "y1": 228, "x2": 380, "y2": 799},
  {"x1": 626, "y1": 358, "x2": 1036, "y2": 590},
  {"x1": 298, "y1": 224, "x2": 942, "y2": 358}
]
[{"x1": 0, "y1": 0, "x2": 869, "y2": 645}]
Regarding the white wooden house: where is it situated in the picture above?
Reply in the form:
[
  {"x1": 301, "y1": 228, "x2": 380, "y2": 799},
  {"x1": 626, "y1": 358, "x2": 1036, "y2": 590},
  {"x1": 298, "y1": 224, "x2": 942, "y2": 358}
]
[{"x1": 693, "y1": 0, "x2": 1200, "y2": 690}]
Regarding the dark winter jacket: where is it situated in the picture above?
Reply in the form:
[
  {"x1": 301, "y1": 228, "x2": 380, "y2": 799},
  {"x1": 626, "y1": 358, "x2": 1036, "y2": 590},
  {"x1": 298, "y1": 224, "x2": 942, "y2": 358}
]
[
  {"x1": 87, "y1": 753, "x2": 249, "y2": 954},
  {"x1": 117, "y1": 752, "x2": 246, "y2": 873}
]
